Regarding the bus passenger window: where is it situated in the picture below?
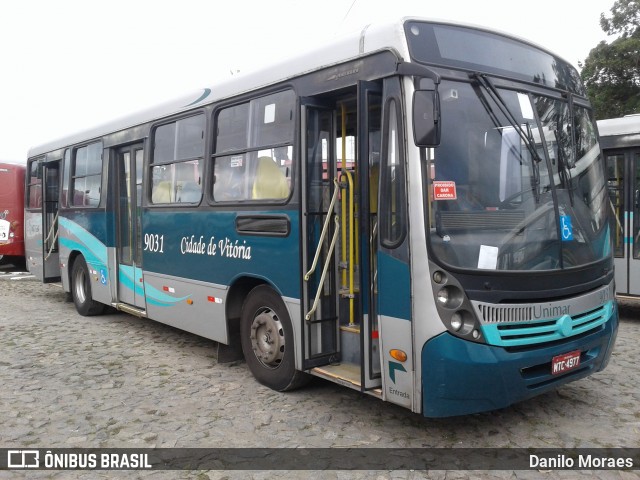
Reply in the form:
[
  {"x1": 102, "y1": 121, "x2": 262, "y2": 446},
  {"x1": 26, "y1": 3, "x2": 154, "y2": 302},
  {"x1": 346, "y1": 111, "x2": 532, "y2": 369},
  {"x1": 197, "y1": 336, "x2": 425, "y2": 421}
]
[
  {"x1": 27, "y1": 159, "x2": 43, "y2": 209},
  {"x1": 214, "y1": 155, "x2": 248, "y2": 201},
  {"x1": 212, "y1": 90, "x2": 294, "y2": 203},
  {"x1": 151, "y1": 114, "x2": 204, "y2": 205},
  {"x1": 71, "y1": 142, "x2": 103, "y2": 207}
]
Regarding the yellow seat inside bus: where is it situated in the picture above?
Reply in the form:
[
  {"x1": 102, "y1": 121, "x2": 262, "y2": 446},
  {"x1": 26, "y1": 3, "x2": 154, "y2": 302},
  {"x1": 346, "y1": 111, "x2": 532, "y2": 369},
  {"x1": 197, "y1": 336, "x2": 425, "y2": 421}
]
[
  {"x1": 252, "y1": 156, "x2": 289, "y2": 200},
  {"x1": 152, "y1": 181, "x2": 173, "y2": 203}
]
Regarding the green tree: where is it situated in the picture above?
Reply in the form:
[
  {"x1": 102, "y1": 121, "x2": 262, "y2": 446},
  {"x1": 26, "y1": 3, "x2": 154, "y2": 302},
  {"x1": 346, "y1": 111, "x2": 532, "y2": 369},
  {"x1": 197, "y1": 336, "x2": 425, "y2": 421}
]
[{"x1": 580, "y1": 0, "x2": 640, "y2": 119}]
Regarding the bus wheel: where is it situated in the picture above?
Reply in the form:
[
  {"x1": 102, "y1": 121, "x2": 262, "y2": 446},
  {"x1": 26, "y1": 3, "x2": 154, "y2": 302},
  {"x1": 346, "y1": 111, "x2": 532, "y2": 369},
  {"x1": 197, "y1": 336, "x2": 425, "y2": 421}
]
[
  {"x1": 71, "y1": 256, "x2": 105, "y2": 316},
  {"x1": 240, "y1": 285, "x2": 309, "y2": 391}
]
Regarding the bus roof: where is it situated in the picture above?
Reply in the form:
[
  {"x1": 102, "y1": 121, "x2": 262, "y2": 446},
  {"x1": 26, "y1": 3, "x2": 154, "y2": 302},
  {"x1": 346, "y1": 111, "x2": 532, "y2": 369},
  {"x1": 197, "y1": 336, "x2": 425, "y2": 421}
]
[
  {"x1": 27, "y1": 16, "x2": 571, "y2": 159},
  {"x1": 597, "y1": 115, "x2": 640, "y2": 150},
  {"x1": 598, "y1": 115, "x2": 640, "y2": 137},
  {"x1": 0, "y1": 162, "x2": 26, "y2": 171},
  {"x1": 27, "y1": 18, "x2": 410, "y2": 159}
]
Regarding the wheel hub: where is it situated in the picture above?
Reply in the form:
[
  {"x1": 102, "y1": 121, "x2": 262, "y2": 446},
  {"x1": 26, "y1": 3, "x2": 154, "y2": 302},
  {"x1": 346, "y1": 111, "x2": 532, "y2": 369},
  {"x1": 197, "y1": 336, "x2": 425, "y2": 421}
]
[{"x1": 249, "y1": 309, "x2": 285, "y2": 368}]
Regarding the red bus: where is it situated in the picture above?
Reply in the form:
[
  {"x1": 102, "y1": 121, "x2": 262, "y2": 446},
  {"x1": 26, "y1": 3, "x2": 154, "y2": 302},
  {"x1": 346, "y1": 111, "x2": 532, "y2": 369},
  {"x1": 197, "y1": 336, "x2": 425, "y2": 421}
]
[{"x1": 0, "y1": 162, "x2": 26, "y2": 266}]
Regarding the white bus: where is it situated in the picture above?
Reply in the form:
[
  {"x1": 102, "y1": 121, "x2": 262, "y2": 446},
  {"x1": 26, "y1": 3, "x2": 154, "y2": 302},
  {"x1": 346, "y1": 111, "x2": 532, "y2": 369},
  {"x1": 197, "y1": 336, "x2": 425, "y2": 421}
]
[
  {"x1": 599, "y1": 114, "x2": 640, "y2": 298},
  {"x1": 25, "y1": 17, "x2": 617, "y2": 417}
]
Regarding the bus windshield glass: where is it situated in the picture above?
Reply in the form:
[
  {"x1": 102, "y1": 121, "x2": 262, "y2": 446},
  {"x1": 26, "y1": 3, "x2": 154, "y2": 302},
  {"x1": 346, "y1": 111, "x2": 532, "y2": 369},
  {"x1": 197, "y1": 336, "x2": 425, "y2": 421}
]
[{"x1": 425, "y1": 78, "x2": 609, "y2": 272}]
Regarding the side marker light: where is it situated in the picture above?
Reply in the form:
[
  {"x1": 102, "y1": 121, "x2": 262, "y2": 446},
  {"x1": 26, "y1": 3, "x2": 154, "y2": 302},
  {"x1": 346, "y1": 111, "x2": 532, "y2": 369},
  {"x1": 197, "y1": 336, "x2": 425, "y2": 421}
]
[{"x1": 390, "y1": 349, "x2": 407, "y2": 362}]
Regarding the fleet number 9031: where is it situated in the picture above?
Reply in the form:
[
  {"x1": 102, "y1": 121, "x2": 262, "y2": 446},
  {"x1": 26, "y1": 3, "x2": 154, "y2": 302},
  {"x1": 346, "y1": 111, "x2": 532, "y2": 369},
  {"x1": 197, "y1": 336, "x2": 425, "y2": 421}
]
[{"x1": 144, "y1": 233, "x2": 164, "y2": 253}]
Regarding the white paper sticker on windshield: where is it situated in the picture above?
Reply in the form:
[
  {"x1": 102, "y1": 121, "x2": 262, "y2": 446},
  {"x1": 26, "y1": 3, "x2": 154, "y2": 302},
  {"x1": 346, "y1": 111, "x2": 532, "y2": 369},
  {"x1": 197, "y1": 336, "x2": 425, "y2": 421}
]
[
  {"x1": 478, "y1": 245, "x2": 499, "y2": 270},
  {"x1": 517, "y1": 93, "x2": 534, "y2": 120}
]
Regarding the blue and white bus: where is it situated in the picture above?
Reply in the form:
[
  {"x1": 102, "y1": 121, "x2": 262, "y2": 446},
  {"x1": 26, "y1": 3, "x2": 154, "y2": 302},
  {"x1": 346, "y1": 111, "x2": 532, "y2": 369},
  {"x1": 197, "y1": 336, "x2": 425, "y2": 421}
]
[
  {"x1": 25, "y1": 17, "x2": 618, "y2": 417},
  {"x1": 599, "y1": 114, "x2": 640, "y2": 299}
]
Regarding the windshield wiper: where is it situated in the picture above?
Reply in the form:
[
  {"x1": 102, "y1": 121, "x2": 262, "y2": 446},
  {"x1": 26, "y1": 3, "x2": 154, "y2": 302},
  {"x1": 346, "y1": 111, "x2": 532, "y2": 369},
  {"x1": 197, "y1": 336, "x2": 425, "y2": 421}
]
[
  {"x1": 554, "y1": 117, "x2": 575, "y2": 207},
  {"x1": 471, "y1": 73, "x2": 542, "y2": 203}
]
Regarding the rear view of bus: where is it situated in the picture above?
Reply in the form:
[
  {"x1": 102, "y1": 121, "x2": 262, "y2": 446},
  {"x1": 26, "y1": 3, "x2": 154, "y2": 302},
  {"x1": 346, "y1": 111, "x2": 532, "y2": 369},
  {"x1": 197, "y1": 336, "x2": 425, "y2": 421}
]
[{"x1": 0, "y1": 162, "x2": 25, "y2": 266}]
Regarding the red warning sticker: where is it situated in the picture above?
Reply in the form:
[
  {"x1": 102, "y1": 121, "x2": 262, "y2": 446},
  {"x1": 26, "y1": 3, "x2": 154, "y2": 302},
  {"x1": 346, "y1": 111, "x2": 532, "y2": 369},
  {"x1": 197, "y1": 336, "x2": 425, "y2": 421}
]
[{"x1": 433, "y1": 181, "x2": 457, "y2": 200}]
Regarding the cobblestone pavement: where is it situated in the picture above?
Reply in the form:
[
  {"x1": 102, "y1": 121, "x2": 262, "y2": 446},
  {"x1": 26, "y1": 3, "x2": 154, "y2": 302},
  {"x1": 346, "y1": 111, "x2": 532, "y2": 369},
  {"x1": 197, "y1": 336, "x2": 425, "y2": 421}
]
[{"x1": 0, "y1": 265, "x2": 638, "y2": 479}]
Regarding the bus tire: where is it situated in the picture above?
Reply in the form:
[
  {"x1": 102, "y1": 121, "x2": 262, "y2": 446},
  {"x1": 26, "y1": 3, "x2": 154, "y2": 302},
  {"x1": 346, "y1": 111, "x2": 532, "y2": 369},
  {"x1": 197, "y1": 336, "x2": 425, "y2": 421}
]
[
  {"x1": 240, "y1": 285, "x2": 309, "y2": 391},
  {"x1": 71, "y1": 256, "x2": 105, "y2": 316}
]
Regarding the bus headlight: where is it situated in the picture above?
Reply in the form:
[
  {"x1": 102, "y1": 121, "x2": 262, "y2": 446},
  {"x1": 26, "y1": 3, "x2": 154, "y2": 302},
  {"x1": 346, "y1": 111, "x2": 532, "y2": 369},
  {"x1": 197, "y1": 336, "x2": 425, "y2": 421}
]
[
  {"x1": 450, "y1": 312, "x2": 463, "y2": 331},
  {"x1": 430, "y1": 266, "x2": 485, "y2": 343},
  {"x1": 436, "y1": 285, "x2": 463, "y2": 309},
  {"x1": 449, "y1": 309, "x2": 475, "y2": 335},
  {"x1": 436, "y1": 288, "x2": 449, "y2": 305}
]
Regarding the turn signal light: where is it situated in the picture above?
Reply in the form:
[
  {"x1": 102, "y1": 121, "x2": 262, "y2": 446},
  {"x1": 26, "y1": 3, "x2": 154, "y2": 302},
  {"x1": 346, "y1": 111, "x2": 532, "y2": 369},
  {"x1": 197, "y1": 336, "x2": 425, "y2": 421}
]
[{"x1": 390, "y1": 349, "x2": 407, "y2": 362}]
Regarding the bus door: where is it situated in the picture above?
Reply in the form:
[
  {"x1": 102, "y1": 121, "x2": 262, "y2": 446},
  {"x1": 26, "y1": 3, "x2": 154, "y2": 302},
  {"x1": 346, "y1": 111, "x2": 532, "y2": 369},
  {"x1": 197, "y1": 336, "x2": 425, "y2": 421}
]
[
  {"x1": 605, "y1": 147, "x2": 640, "y2": 295},
  {"x1": 301, "y1": 100, "x2": 339, "y2": 370},
  {"x1": 115, "y1": 143, "x2": 146, "y2": 308},
  {"x1": 301, "y1": 82, "x2": 383, "y2": 391},
  {"x1": 25, "y1": 158, "x2": 61, "y2": 282},
  {"x1": 42, "y1": 160, "x2": 61, "y2": 282}
]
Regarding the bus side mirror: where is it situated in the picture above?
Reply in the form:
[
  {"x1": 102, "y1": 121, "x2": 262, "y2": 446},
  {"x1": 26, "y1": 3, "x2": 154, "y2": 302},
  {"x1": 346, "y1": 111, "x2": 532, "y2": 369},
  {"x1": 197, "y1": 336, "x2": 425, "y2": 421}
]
[{"x1": 413, "y1": 89, "x2": 441, "y2": 147}]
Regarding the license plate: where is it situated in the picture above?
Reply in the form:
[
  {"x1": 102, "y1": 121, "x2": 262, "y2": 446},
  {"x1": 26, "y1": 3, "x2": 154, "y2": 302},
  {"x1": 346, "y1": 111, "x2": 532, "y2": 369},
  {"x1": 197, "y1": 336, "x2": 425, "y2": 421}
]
[{"x1": 551, "y1": 350, "x2": 581, "y2": 375}]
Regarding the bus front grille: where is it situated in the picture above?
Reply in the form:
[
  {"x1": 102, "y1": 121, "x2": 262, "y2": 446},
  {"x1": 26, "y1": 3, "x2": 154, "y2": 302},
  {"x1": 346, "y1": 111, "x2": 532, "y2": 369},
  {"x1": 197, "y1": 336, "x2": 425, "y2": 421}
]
[{"x1": 477, "y1": 301, "x2": 614, "y2": 347}]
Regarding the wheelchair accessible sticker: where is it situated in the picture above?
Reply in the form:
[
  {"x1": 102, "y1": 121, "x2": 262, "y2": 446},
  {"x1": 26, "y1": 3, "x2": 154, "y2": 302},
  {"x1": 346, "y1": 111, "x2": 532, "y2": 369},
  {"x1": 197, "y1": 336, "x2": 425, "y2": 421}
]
[{"x1": 560, "y1": 215, "x2": 573, "y2": 241}]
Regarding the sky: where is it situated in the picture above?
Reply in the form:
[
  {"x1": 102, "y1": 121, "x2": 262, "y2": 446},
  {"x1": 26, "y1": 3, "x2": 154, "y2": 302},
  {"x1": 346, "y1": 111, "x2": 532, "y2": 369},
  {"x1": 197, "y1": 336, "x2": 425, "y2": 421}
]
[{"x1": 0, "y1": 0, "x2": 618, "y2": 163}]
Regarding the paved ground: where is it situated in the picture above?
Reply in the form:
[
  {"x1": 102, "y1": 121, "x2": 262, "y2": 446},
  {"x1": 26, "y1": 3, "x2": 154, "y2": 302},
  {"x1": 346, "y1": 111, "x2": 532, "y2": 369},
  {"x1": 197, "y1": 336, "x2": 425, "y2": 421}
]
[{"x1": 0, "y1": 263, "x2": 638, "y2": 479}]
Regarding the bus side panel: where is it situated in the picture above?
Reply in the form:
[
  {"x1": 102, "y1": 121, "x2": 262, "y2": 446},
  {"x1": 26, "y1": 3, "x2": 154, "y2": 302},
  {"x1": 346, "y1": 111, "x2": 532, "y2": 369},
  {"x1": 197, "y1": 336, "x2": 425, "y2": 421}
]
[
  {"x1": 141, "y1": 210, "x2": 300, "y2": 298},
  {"x1": 25, "y1": 210, "x2": 43, "y2": 279},
  {"x1": 0, "y1": 165, "x2": 25, "y2": 259},
  {"x1": 0, "y1": 217, "x2": 24, "y2": 257},
  {"x1": 58, "y1": 214, "x2": 113, "y2": 306},
  {"x1": 377, "y1": 251, "x2": 414, "y2": 409},
  {"x1": 143, "y1": 272, "x2": 229, "y2": 342},
  {"x1": 140, "y1": 209, "x2": 300, "y2": 343}
]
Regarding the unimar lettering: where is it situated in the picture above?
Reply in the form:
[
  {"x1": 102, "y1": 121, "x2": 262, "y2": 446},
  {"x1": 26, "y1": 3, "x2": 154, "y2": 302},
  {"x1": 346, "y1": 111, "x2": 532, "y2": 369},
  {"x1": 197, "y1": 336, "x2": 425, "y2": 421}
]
[{"x1": 532, "y1": 304, "x2": 571, "y2": 319}]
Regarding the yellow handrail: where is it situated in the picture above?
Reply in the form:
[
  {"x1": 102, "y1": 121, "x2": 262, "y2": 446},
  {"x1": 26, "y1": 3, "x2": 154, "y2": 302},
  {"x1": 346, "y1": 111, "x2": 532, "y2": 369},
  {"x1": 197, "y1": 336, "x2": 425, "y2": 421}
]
[{"x1": 340, "y1": 171, "x2": 356, "y2": 325}]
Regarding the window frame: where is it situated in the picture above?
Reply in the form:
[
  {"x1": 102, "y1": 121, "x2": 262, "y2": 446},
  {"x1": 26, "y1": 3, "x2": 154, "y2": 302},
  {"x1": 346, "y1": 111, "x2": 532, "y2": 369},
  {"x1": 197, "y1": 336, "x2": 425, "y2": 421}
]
[
  {"x1": 70, "y1": 141, "x2": 103, "y2": 208},
  {"x1": 26, "y1": 157, "x2": 44, "y2": 210},
  {"x1": 379, "y1": 96, "x2": 408, "y2": 248},
  {"x1": 210, "y1": 89, "x2": 296, "y2": 204},
  {"x1": 149, "y1": 112, "x2": 206, "y2": 206}
]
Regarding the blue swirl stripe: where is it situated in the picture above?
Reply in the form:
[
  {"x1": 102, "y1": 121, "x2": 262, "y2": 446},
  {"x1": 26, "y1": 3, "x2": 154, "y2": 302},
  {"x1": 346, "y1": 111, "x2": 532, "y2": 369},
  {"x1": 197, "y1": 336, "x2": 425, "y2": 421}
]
[{"x1": 60, "y1": 217, "x2": 189, "y2": 308}]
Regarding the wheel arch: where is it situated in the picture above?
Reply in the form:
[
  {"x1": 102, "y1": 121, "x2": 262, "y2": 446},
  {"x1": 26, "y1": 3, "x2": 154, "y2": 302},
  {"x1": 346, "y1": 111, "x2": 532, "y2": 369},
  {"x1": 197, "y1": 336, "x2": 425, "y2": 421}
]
[
  {"x1": 225, "y1": 275, "x2": 283, "y2": 341},
  {"x1": 64, "y1": 250, "x2": 82, "y2": 290},
  {"x1": 223, "y1": 275, "x2": 303, "y2": 364},
  {"x1": 235, "y1": 279, "x2": 309, "y2": 391}
]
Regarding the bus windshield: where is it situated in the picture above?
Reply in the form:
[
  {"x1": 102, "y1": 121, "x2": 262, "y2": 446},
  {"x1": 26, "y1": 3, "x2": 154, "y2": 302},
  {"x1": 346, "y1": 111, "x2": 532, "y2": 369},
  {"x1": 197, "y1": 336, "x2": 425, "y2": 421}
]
[{"x1": 426, "y1": 78, "x2": 609, "y2": 271}]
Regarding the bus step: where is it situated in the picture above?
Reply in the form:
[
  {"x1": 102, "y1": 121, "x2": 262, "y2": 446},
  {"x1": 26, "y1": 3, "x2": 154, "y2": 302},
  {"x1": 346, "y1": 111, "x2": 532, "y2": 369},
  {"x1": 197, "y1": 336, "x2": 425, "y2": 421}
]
[
  {"x1": 340, "y1": 324, "x2": 360, "y2": 364},
  {"x1": 340, "y1": 324, "x2": 360, "y2": 334},
  {"x1": 115, "y1": 303, "x2": 147, "y2": 318},
  {"x1": 310, "y1": 363, "x2": 361, "y2": 391}
]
